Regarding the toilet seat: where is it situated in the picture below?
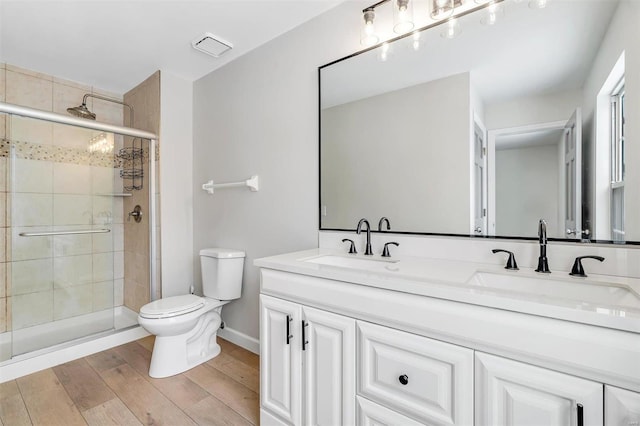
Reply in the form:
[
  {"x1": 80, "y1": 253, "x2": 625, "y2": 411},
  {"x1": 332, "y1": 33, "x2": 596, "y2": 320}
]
[{"x1": 139, "y1": 294, "x2": 205, "y2": 319}]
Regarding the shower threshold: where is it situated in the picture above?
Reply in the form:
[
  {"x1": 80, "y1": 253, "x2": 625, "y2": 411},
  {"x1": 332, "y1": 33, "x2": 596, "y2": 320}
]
[{"x1": 0, "y1": 306, "x2": 149, "y2": 383}]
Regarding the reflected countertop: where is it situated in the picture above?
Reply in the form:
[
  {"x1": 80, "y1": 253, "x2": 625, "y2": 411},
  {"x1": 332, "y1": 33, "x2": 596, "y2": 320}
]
[{"x1": 255, "y1": 248, "x2": 640, "y2": 333}]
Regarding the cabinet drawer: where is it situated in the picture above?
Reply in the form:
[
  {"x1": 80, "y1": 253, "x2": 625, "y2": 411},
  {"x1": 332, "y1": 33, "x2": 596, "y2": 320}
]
[
  {"x1": 357, "y1": 396, "x2": 424, "y2": 426},
  {"x1": 357, "y1": 321, "x2": 473, "y2": 425}
]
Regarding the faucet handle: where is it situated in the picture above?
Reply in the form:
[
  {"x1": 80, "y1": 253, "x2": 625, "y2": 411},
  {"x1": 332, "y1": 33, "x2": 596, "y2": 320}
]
[
  {"x1": 341, "y1": 238, "x2": 357, "y2": 254},
  {"x1": 492, "y1": 249, "x2": 519, "y2": 270},
  {"x1": 569, "y1": 255, "x2": 604, "y2": 277},
  {"x1": 382, "y1": 242, "x2": 399, "y2": 257}
]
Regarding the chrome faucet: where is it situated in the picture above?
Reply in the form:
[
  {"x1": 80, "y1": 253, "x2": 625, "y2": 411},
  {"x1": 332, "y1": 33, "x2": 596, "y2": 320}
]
[
  {"x1": 356, "y1": 218, "x2": 373, "y2": 256},
  {"x1": 535, "y1": 219, "x2": 550, "y2": 273}
]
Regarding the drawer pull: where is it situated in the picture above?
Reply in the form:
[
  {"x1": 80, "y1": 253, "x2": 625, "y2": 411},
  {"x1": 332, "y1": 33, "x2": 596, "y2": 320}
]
[{"x1": 398, "y1": 374, "x2": 409, "y2": 385}]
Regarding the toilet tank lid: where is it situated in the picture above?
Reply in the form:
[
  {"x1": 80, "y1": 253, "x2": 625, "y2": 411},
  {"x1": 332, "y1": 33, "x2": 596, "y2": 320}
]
[{"x1": 200, "y1": 248, "x2": 246, "y2": 259}]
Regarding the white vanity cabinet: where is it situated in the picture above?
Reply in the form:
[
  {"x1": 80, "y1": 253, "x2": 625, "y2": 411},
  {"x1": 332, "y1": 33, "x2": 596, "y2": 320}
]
[
  {"x1": 256, "y1": 256, "x2": 640, "y2": 426},
  {"x1": 606, "y1": 385, "x2": 640, "y2": 425},
  {"x1": 476, "y1": 352, "x2": 603, "y2": 426},
  {"x1": 260, "y1": 294, "x2": 356, "y2": 426}
]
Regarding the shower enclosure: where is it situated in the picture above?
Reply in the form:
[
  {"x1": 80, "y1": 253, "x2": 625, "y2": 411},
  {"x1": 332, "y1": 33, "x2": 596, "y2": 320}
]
[{"x1": 0, "y1": 101, "x2": 158, "y2": 362}]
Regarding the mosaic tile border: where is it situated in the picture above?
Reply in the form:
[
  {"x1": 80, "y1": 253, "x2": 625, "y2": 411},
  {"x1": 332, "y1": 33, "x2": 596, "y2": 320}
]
[{"x1": 0, "y1": 138, "x2": 155, "y2": 168}]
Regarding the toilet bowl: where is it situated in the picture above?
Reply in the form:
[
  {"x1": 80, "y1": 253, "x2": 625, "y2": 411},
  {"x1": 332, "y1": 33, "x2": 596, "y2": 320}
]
[{"x1": 138, "y1": 248, "x2": 245, "y2": 378}]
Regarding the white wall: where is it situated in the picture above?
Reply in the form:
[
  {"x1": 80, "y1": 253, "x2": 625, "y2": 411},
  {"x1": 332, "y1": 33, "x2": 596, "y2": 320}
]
[
  {"x1": 495, "y1": 144, "x2": 560, "y2": 237},
  {"x1": 321, "y1": 73, "x2": 471, "y2": 234},
  {"x1": 160, "y1": 71, "x2": 193, "y2": 297},
  {"x1": 192, "y1": 4, "x2": 361, "y2": 341}
]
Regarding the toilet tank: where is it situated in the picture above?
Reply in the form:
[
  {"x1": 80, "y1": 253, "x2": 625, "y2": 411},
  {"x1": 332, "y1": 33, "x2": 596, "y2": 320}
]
[{"x1": 199, "y1": 248, "x2": 245, "y2": 300}]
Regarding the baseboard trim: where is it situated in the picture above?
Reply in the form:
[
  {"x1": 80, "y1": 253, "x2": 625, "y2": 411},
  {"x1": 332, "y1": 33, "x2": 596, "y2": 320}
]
[{"x1": 218, "y1": 326, "x2": 259, "y2": 354}]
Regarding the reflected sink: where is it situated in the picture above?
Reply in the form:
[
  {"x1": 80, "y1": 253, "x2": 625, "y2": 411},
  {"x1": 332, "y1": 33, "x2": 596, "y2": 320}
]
[
  {"x1": 302, "y1": 255, "x2": 398, "y2": 270},
  {"x1": 467, "y1": 271, "x2": 640, "y2": 311}
]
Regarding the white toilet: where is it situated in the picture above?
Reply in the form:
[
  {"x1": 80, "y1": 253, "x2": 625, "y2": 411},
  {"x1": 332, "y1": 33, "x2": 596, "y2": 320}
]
[{"x1": 138, "y1": 248, "x2": 245, "y2": 378}]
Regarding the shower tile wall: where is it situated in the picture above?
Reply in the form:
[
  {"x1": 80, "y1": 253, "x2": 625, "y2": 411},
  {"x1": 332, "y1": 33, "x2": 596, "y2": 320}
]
[
  {"x1": 123, "y1": 71, "x2": 160, "y2": 312},
  {"x1": 0, "y1": 63, "x2": 126, "y2": 336}
]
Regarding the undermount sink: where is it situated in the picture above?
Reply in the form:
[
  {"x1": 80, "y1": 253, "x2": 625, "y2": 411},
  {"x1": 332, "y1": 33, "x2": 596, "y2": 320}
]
[
  {"x1": 467, "y1": 271, "x2": 640, "y2": 311},
  {"x1": 302, "y1": 254, "x2": 398, "y2": 270}
]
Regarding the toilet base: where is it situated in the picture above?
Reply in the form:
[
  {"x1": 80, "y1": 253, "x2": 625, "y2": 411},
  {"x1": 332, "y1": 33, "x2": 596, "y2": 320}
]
[{"x1": 148, "y1": 308, "x2": 223, "y2": 378}]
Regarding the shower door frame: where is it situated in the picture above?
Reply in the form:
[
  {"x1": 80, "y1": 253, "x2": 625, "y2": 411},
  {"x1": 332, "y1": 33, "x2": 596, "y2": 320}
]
[{"x1": 0, "y1": 101, "x2": 159, "y2": 310}]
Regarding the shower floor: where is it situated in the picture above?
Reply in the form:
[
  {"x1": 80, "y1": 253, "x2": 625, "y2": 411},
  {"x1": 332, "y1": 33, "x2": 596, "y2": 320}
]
[{"x1": 0, "y1": 306, "x2": 139, "y2": 362}]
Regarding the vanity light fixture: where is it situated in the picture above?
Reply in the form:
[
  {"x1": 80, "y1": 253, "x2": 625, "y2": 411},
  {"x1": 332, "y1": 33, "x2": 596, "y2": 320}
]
[
  {"x1": 361, "y1": 7, "x2": 380, "y2": 46},
  {"x1": 431, "y1": 0, "x2": 457, "y2": 20},
  {"x1": 358, "y1": 0, "x2": 506, "y2": 48},
  {"x1": 393, "y1": 0, "x2": 415, "y2": 34}
]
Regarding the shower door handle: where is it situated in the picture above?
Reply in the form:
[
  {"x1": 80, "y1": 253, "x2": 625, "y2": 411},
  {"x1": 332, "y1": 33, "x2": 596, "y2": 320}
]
[{"x1": 20, "y1": 229, "x2": 110, "y2": 237}]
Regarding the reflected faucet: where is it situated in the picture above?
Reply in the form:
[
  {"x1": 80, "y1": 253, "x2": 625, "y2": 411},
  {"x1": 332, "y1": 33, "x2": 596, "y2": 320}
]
[
  {"x1": 535, "y1": 219, "x2": 550, "y2": 273},
  {"x1": 378, "y1": 217, "x2": 391, "y2": 231},
  {"x1": 356, "y1": 218, "x2": 373, "y2": 256}
]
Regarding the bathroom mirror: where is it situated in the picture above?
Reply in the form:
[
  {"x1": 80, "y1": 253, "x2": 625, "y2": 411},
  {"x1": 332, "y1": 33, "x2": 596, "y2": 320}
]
[{"x1": 320, "y1": 0, "x2": 640, "y2": 243}]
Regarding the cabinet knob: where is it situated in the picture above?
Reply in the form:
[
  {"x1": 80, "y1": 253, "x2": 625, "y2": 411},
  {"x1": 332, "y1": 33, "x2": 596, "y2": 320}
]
[{"x1": 398, "y1": 374, "x2": 409, "y2": 385}]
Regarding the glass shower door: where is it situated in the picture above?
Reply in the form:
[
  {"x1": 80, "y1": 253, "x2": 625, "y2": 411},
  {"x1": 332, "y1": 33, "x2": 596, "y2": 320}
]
[{"x1": 9, "y1": 116, "x2": 119, "y2": 356}]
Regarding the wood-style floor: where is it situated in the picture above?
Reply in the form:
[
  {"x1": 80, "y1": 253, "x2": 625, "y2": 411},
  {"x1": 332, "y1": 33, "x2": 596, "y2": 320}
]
[{"x1": 0, "y1": 336, "x2": 260, "y2": 426}]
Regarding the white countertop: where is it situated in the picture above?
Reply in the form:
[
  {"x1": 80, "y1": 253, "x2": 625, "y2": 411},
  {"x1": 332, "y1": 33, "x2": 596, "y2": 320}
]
[{"x1": 255, "y1": 248, "x2": 640, "y2": 333}]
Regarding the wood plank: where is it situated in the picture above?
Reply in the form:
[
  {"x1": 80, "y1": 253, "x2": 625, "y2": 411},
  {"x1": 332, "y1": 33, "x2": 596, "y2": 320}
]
[
  {"x1": 206, "y1": 355, "x2": 259, "y2": 393},
  {"x1": 17, "y1": 370, "x2": 86, "y2": 426},
  {"x1": 184, "y1": 396, "x2": 254, "y2": 426},
  {"x1": 81, "y1": 398, "x2": 141, "y2": 426},
  {"x1": 146, "y1": 374, "x2": 209, "y2": 411},
  {"x1": 0, "y1": 381, "x2": 21, "y2": 400},
  {"x1": 53, "y1": 359, "x2": 116, "y2": 411},
  {"x1": 84, "y1": 349, "x2": 126, "y2": 375},
  {"x1": 0, "y1": 394, "x2": 32, "y2": 426},
  {"x1": 98, "y1": 363, "x2": 196, "y2": 426},
  {"x1": 184, "y1": 364, "x2": 259, "y2": 425},
  {"x1": 218, "y1": 338, "x2": 259, "y2": 370},
  {"x1": 135, "y1": 336, "x2": 155, "y2": 352},
  {"x1": 111, "y1": 342, "x2": 152, "y2": 377}
]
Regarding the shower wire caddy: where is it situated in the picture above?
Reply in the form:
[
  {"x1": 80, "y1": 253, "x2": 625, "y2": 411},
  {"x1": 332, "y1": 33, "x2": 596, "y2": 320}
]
[{"x1": 117, "y1": 137, "x2": 144, "y2": 191}]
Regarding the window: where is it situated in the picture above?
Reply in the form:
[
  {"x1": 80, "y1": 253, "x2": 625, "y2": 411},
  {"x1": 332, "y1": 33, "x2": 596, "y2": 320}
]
[{"x1": 611, "y1": 80, "x2": 625, "y2": 241}]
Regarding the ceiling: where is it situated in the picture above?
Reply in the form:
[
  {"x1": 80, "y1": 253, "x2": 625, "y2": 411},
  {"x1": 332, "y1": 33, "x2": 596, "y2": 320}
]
[{"x1": 0, "y1": 0, "x2": 341, "y2": 94}]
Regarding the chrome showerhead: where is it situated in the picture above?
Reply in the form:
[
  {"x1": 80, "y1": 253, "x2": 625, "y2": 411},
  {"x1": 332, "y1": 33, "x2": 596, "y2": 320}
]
[
  {"x1": 67, "y1": 102, "x2": 96, "y2": 120},
  {"x1": 67, "y1": 93, "x2": 134, "y2": 125}
]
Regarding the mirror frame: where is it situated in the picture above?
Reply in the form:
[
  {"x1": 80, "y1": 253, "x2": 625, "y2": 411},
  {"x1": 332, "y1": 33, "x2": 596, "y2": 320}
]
[{"x1": 318, "y1": 0, "x2": 639, "y2": 246}]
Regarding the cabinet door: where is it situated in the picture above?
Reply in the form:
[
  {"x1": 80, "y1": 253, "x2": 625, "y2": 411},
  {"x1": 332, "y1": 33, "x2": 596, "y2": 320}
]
[
  {"x1": 260, "y1": 295, "x2": 302, "y2": 425},
  {"x1": 476, "y1": 352, "x2": 603, "y2": 426},
  {"x1": 302, "y1": 305, "x2": 356, "y2": 426},
  {"x1": 606, "y1": 385, "x2": 640, "y2": 425}
]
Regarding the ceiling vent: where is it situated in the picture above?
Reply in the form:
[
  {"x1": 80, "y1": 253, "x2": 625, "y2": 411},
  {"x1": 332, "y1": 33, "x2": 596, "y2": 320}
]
[{"x1": 192, "y1": 33, "x2": 233, "y2": 58}]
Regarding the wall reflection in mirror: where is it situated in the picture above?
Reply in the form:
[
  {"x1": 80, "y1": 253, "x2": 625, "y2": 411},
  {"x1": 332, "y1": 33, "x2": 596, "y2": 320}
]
[{"x1": 320, "y1": 0, "x2": 639, "y2": 243}]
